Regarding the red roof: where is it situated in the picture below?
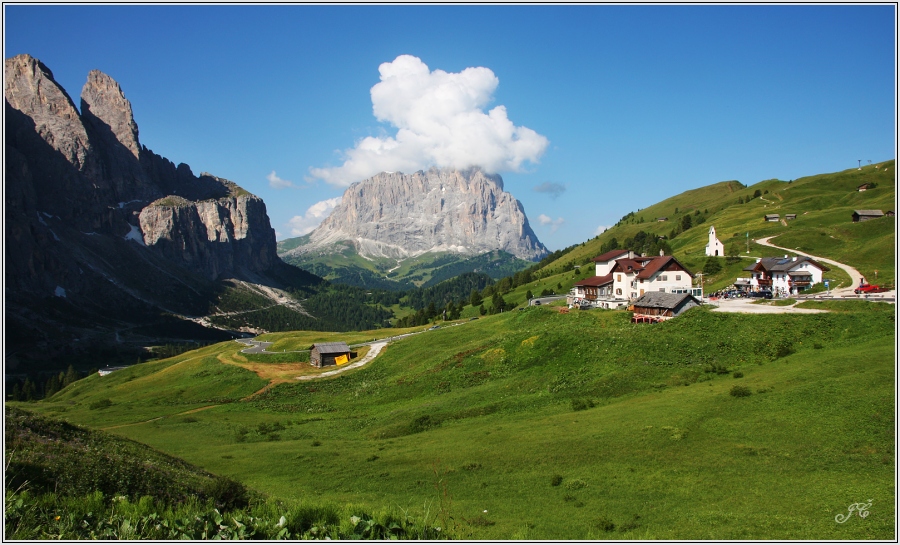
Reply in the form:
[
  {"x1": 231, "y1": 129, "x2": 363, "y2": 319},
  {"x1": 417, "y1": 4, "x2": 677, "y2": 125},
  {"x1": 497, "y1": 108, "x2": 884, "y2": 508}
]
[
  {"x1": 611, "y1": 255, "x2": 693, "y2": 279},
  {"x1": 574, "y1": 274, "x2": 613, "y2": 287},
  {"x1": 591, "y1": 249, "x2": 632, "y2": 263}
]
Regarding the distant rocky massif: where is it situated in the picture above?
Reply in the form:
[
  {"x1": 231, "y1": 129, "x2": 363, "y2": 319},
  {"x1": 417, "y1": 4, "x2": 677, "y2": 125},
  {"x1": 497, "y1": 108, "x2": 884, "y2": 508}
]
[
  {"x1": 279, "y1": 167, "x2": 547, "y2": 287},
  {"x1": 5, "y1": 54, "x2": 324, "y2": 372}
]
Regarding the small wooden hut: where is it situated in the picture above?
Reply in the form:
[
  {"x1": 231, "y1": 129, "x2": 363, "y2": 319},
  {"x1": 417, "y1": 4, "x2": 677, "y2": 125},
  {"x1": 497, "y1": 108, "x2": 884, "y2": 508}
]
[
  {"x1": 630, "y1": 292, "x2": 700, "y2": 324},
  {"x1": 309, "y1": 342, "x2": 352, "y2": 368}
]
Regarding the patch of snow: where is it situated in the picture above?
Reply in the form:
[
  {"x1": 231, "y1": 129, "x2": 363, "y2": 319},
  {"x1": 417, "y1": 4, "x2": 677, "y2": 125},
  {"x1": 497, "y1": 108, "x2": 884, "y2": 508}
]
[
  {"x1": 36, "y1": 212, "x2": 47, "y2": 226},
  {"x1": 54, "y1": 286, "x2": 66, "y2": 298},
  {"x1": 118, "y1": 200, "x2": 142, "y2": 209},
  {"x1": 124, "y1": 224, "x2": 146, "y2": 246}
]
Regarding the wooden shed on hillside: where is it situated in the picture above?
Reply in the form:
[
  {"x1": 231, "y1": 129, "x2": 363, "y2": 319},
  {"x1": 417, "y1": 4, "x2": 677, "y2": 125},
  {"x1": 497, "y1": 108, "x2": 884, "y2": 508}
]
[
  {"x1": 764, "y1": 214, "x2": 780, "y2": 222},
  {"x1": 852, "y1": 210, "x2": 884, "y2": 222},
  {"x1": 630, "y1": 292, "x2": 701, "y2": 323},
  {"x1": 309, "y1": 342, "x2": 353, "y2": 368}
]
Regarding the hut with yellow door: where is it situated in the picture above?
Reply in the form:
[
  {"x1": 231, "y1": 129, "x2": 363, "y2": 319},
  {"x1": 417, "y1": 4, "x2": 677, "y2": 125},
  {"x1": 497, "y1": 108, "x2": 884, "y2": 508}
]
[{"x1": 309, "y1": 342, "x2": 353, "y2": 368}]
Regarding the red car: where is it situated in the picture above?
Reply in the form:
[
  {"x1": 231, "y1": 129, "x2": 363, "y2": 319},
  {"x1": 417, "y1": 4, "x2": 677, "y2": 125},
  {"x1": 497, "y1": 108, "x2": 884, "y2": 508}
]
[{"x1": 854, "y1": 283, "x2": 889, "y2": 294}]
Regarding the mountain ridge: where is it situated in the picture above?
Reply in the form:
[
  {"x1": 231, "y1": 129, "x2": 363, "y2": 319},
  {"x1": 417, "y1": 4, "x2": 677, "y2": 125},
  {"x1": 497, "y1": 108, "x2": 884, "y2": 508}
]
[{"x1": 286, "y1": 166, "x2": 548, "y2": 262}]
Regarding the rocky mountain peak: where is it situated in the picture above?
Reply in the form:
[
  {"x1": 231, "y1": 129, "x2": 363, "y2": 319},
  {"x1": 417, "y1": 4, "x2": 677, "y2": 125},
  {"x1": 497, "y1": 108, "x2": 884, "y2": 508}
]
[
  {"x1": 81, "y1": 69, "x2": 141, "y2": 159},
  {"x1": 293, "y1": 166, "x2": 547, "y2": 261},
  {"x1": 4, "y1": 53, "x2": 92, "y2": 171}
]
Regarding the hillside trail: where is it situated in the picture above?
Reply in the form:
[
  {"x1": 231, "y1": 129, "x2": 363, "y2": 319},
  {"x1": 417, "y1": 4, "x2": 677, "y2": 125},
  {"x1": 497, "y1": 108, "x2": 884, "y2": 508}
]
[
  {"x1": 296, "y1": 341, "x2": 387, "y2": 381},
  {"x1": 755, "y1": 236, "x2": 864, "y2": 295}
]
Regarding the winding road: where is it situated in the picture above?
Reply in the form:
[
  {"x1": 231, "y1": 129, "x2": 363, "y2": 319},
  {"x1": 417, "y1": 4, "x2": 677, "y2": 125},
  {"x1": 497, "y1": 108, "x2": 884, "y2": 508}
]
[{"x1": 754, "y1": 236, "x2": 865, "y2": 296}]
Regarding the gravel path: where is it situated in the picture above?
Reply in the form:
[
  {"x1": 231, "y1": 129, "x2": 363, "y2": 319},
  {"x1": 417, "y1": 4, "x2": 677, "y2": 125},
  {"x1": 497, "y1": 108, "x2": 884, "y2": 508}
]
[
  {"x1": 296, "y1": 341, "x2": 387, "y2": 381},
  {"x1": 755, "y1": 236, "x2": 865, "y2": 296}
]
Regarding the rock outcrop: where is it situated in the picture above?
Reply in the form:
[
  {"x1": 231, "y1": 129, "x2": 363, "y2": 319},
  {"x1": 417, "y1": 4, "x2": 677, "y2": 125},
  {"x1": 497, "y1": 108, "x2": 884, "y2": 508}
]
[
  {"x1": 289, "y1": 167, "x2": 548, "y2": 262},
  {"x1": 4, "y1": 54, "x2": 293, "y2": 369}
]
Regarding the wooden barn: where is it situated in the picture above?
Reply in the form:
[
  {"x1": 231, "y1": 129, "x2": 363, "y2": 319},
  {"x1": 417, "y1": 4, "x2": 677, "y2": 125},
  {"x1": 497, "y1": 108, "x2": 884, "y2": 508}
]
[
  {"x1": 309, "y1": 342, "x2": 353, "y2": 368},
  {"x1": 852, "y1": 210, "x2": 884, "y2": 223},
  {"x1": 630, "y1": 292, "x2": 700, "y2": 324}
]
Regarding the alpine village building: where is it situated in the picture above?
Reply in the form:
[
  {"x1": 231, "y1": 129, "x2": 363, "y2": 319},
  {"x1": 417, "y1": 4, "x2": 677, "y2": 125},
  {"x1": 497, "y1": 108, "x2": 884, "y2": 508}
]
[{"x1": 570, "y1": 249, "x2": 697, "y2": 309}]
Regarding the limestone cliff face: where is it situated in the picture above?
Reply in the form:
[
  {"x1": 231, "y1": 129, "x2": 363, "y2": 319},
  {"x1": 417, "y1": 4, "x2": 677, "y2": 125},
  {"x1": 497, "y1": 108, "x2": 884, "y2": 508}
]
[
  {"x1": 4, "y1": 53, "x2": 277, "y2": 283},
  {"x1": 4, "y1": 53, "x2": 287, "y2": 367},
  {"x1": 295, "y1": 167, "x2": 547, "y2": 261},
  {"x1": 139, "y1": 186, "x2": 277, "y2": 279}
]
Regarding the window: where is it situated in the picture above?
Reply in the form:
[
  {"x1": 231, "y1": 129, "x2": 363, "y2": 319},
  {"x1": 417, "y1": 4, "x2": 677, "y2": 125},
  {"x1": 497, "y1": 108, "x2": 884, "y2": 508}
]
[
  {"x1": 660, "y1": 275, "x2": 668, "y2": 281},
  {"x1": 659, "y1": 288, "x2": 666, "y2": 292},
  {"x1": 615, "y1": 288, "x2": 622, "y2": 295},
  {"x1": 676, "y1": 275, "x2": 681, "y2": 281},
  {"x1": 617, "y1": 274, "x2": 622, "y2": 282}
]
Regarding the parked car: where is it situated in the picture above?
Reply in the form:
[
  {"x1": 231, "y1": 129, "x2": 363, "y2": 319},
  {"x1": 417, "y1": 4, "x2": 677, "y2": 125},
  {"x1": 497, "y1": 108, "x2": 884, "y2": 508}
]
[
  {"x1": 854, "y1": 283, "x2": 889, "y2": 294},
  {"x1": 533, "y1": 300, "x2": 542, "y2": 305},
  {"x1": 428, "y1": 325, "x2": 440, "y2": 330},
  {"x1": 748, "y1": 290, "x2": 773, "y2": 299}
]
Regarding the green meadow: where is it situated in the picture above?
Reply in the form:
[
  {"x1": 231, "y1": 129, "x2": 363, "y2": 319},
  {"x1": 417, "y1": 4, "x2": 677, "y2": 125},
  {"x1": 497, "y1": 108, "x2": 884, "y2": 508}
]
[
  {"x1": 539, "y1": 160, "x2": 895, "y2": 293},
  {"x1": 17, "y1": 300, "x2": 895, "y2": 540}
]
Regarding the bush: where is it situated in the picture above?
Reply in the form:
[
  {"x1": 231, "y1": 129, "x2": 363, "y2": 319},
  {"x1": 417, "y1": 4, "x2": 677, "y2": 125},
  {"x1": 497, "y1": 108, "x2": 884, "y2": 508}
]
[
  {"x1": 571, "y1": 398, "x2": 596, "y2": 411},
  {"x1": 732, "y1": 371, "x2": 744, "y2": 378},
  {"x1": 730, "y1": 385, "x2": 752, "y2": 397},
  {"x1": 550, "y1": 474, "x2": 563, "y2": 487},
  {"x1": 202, "y1": 476, "x2": 250, "y2": 511},
  {"x1": 593, "y1": 516, "x2": 616, "y2": 532},
  {"x1": 88, "y1": 398, "x2": 113, "y2": 410}
]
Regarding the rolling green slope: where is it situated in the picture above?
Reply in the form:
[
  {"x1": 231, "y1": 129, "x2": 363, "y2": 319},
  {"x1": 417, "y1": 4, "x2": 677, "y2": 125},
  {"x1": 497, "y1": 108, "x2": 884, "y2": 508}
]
[
  {"x1": 279, "y1": 242, "x2": 531, "y2": 290},
  {"x1": 535, "y1": 160, "x2": 895, "y2": 293},
  {"x1": 19, "y1": 301, "x2": 895, "y2": 539}
]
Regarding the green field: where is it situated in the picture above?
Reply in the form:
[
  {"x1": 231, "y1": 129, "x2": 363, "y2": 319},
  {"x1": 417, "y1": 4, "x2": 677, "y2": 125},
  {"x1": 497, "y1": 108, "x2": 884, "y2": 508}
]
[
  {"x1": 538, "y1": 160, "x2": 895, "y2": 293},
  {"x1": 16, "y1": 300, "x2": 895, "y2": 540}
]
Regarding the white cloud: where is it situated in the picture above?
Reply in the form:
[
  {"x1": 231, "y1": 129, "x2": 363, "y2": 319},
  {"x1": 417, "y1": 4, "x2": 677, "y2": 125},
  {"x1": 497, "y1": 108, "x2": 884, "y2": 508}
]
[
  {"x1": 310, "y1": 55, "x2": 549, "y2": 187},
  {"x1": 287, "y1": 197, "x2": 342, "y2": 237},
  {"x1": 267, "y1": 170, "x2": 294, "y2": 189},
  {"x1": 594, "y1": 225, "x2": 610, "y2": 236},
  {"x1": 537, "y1": 214, "x2": 565, "y2": 233}
]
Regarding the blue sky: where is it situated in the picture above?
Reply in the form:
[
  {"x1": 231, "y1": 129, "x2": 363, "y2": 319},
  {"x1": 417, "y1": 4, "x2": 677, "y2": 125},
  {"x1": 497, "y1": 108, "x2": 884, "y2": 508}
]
[{"x1": 4, "y1": 4, "x2": 896, "y2": 252}]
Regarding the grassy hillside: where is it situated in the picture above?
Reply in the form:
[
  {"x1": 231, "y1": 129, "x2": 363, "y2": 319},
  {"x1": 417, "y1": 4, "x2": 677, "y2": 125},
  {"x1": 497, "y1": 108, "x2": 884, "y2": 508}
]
[
  {"x1": 17, "y1": 301, "x2": 895, "y2": 539},
  {"x1": 280, "y1": 242, "x2": 532, "y2": 290},
  {"x1": 533, "y1": 160, "x2": 895, "y2": 293}
]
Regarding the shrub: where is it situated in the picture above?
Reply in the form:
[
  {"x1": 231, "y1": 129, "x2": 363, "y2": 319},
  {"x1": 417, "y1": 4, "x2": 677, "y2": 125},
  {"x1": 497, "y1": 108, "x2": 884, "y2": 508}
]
[
  {"x1": 550, "y1": 474, "x2": 563, "y2": 487},
  {"x1": 88, "y1": 398, "x2": 113, "y2": 410},
  {"x1": 732, "y1": 371, "x2": 744, "y2": 378},
  {"x1": 571, "y1": 398, "x2": 596, "y2": 411},
  {"x1": 593, "y1": 516, "x2": 616, "y2": 532},
  {"x1": 730, "y1": 385, "x2": 752, "y2": 397},
  {"x1": 201, "y1": 476, "x2": 250, "y2": 511}
]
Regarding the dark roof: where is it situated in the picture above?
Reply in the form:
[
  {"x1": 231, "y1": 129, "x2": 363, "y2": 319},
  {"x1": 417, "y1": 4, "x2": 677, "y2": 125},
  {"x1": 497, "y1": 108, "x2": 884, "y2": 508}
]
[
  {"x1": 310, "y1": 342, "x2": 351, "y2": 354},
  {"x1": 745, "y1": 256, "x2": 829, "y2": 274},
  {"x1": 853, "y1": 209, "x2": 884, "y2": 216},
  {"x1": 591, "y1": 249, "x2": 632, "y2": 263},
  {"x1": 631, "y1": 292, "x2": 699, "y2": 310},
  {"x1": 574, "y1": 274, "x2": 613, "y2": 287}
]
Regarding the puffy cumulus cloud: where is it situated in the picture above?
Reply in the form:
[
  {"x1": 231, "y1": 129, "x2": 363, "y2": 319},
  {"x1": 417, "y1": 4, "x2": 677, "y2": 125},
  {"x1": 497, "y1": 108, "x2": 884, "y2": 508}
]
[
  {"x1": 267, "y1": 170, "x2": 294, "y2": 189},
  {"x1": 537, "y1": 214, "x2": 565, "y2": 233},
  {"x1": 310, "y1": 55, "x2": 549, "y2": 187},
  {"x1": 287, "y1": 197, "x2": 342, "y2": 237},
  {"x1": 594, "y1": 225, "x2": 611, "y2": 236},
  {"x1": 534, "y1": 181, "x2": 566, "y2": 199}
]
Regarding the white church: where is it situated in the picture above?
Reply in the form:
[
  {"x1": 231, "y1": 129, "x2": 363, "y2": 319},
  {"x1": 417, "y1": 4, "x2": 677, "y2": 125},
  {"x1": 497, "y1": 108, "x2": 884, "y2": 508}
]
[{"x1": 705, "y1": 226, "x2": 725, "y2": 257}]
